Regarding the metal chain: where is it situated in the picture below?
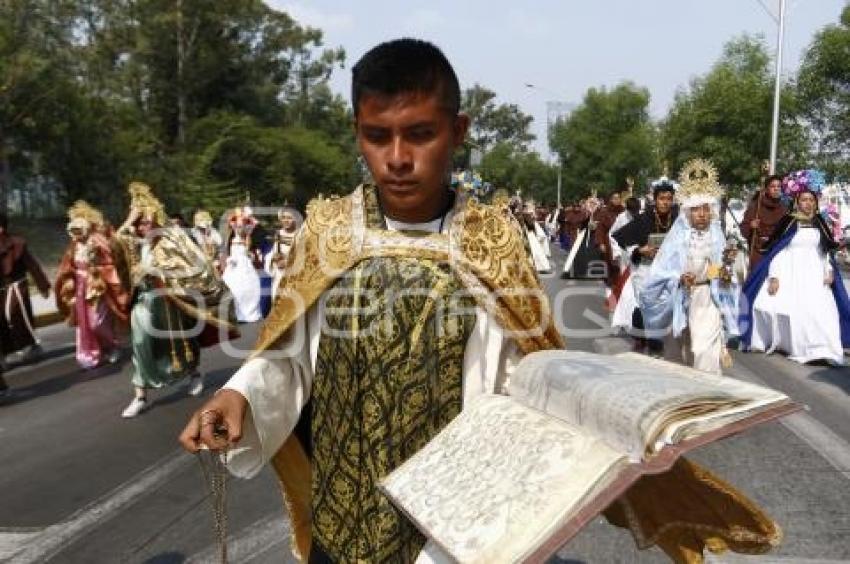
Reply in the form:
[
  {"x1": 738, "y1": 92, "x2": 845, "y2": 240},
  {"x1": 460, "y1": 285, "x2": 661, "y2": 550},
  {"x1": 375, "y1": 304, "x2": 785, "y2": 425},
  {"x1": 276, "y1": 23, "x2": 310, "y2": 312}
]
[{"x1": 196, "y1": 448, "x2": 229, "y2": 564}]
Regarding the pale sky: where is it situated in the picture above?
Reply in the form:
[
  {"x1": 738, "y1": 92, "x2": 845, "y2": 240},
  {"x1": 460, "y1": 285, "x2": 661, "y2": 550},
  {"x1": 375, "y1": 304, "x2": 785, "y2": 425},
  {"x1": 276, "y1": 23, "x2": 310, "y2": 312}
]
[{"x1": 266, "y1": 0, "x2": 848, "y2": 155}]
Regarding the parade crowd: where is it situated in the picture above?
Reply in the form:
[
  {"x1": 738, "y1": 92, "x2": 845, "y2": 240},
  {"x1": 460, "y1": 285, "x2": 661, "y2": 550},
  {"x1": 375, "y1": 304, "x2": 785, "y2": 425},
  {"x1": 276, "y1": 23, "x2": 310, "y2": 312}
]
[
  {"x1": 1, "y1": 164, "x2": 847, "y2": 414},
  {"x1": 513, "y1": 163, "x2": 849, "y2": 375},
  {"x1": 0, "y1": 37, "x2": 847, "y2": 564},
  {"x1": 0, "y1": 183, "x2": 300, "y2": 417}
]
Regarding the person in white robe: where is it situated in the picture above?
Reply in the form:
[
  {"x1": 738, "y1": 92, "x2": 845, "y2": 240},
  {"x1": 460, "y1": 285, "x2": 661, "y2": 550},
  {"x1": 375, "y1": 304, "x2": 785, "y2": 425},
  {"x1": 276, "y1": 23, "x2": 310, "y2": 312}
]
[
  {"x1": 640, "y1": 160, "x2": 740, "y2": 374},
  {"x1": 222, "y1": 206, "x2": 262, "y2": 323},
  {"x1": 262, "y1": 207, "x2": 300, "y2": 300},
  {"x1": 522, "y1": 203, "x2": 552, "y2": 273},
  {"x1": 742, "y1": 172, "x2": 849, "y2": 366}
]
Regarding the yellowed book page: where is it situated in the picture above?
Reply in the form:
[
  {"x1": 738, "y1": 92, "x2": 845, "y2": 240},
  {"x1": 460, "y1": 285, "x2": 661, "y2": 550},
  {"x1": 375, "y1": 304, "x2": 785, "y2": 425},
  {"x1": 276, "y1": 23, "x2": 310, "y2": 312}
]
[
  {"x1": 380, "y1": 395, "x2": 626, "y2": 564},
  {"x1": 509, "y1": 350, "x2": 787, "y2": 459}
]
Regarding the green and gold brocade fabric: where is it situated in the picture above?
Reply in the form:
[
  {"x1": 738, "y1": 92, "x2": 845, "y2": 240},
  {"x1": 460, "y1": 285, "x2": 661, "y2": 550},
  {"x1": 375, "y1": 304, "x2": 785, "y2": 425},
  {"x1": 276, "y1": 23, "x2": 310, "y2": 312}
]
[{"x1": 310, "y1": 254, "x2": 476, "y2": 562}]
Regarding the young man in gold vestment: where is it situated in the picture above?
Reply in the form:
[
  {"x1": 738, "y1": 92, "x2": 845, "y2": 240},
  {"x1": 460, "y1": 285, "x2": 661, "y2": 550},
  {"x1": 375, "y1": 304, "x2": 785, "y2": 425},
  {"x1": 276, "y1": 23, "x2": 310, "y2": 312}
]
[{"x1": 181, "y1": 39, "x2": 781, "y2": 563}]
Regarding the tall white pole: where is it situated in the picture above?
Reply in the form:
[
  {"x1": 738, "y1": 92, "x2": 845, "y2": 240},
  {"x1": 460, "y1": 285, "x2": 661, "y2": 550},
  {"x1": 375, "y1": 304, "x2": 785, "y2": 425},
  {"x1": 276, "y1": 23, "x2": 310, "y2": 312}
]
[
  {"x1": 769, "y1": 0, "x2": 787, "y2": 175},
  {"x1": 556, "y1": 162, "x2": 562, "y2": 209}
]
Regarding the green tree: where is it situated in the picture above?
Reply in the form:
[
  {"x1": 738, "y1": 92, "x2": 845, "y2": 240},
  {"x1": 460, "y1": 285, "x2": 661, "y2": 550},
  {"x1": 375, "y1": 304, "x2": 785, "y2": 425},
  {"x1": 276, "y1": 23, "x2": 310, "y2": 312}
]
[
  {"x1": 0, "y1": 0, "x2": 357, "y2": 217},
  {"x1": 175, "y1": 111, "x2": 357, "y2": 216},
  {"x1": 798, "y1": 6, "x2": 850, "y2": 179},
  {"x1": 0, "y1": 0, "x2": 82, "y2": 214},
  {"x1": 549, "y1": 82, "x2": 656, "y2": 199},
  {"x1": 661, "y1": 35, "x2": 809, "y2": 187},
  {"x1": 479, "y1": 143, "x2": 558, "y2": 204},
  {"x1": 462, "y1": 84, "x2": 535, "y2": 154}
]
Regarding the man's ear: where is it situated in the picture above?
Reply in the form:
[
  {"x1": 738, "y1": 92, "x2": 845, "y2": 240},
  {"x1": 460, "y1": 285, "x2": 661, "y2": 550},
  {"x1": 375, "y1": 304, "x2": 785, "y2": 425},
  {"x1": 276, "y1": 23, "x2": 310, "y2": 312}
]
[{"x1": 453, "y1": 113, "x2": 470, "y2": 147}]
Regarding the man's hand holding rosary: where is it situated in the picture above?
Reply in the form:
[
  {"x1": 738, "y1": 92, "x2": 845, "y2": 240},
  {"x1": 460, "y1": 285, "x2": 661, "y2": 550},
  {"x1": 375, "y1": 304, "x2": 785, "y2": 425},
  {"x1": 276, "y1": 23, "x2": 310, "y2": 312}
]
[
  {"x1": 179, "y1": 390, "x2": 249, "y2": 564},
  {"x1": 180, "y1": 389, "x2": 247, "y2": 451}
]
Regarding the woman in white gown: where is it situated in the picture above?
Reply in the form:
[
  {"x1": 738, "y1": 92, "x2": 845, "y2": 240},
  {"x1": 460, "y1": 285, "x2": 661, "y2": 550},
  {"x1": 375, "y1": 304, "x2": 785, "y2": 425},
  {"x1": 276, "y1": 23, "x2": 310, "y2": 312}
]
[
  {"x1": 263, "y1": 208, "x2": 300, "y2": 301},
  {"x1": 520, "y1": 207, "x2": 552, "y2": 273},
  {"x1": 222, "y1": 207, "x2": 263, "y2": 323},
  {"x1": 742, "y1": 176, "x2": 849, "y2": 365}
]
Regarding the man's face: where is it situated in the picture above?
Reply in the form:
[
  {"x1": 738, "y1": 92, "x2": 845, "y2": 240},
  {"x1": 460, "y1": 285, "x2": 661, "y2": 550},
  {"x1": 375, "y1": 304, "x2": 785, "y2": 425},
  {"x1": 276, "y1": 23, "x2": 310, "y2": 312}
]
[
  {"x1": 797, "y1": 192, "x2": 816, "y2": 215},
  {"x1": 356, "y1": 92, "x2": 469, "y2": 222},
  {"x1": 69, "y1": 227, "x2": 88, "y2": 243},
  {"x1": 610, "y1": 193, "x2": 622, "y2": 208},
  {"x1": 689, "y1": 204, "x2": 711, "y2": 230},
  {"x1": 136, "y1": 218, "x2": 153, "y2": 238},
  {"x1": 766, "y1": 179, "x2": 782, "y2": 199},
  {"x1": 655, "y1": 191, "x2": 674, "y2": 215},
  {"x1": 280, "y1": 213, "x2": 295, "y2": 231}
]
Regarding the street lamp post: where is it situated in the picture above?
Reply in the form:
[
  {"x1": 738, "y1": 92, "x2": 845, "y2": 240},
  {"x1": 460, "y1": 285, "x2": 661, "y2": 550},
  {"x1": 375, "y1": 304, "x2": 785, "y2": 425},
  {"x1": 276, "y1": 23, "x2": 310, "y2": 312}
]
[
  {"x1": 768, "y1": 0, "x2": 787, "y2": 175},
  {"x1": 526, "y1": 84, "x2": 572, "y2": 209},
  {"x1": 556, "y1": 160, "x2": 562, "y2": 210}
]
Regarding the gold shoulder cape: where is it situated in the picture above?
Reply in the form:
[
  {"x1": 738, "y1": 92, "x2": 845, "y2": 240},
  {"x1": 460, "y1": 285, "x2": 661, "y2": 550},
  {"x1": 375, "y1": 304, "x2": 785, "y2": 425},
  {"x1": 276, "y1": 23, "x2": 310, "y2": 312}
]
[
  {"x1": 254, "y1": 185, "x2": 563, "y2": 357},
  {"x1": 255, "y1": 186, "x2": 780, "y2": 563},
  {"x1": 118, "y1": 226, "x2": 237, "y2": 336}
]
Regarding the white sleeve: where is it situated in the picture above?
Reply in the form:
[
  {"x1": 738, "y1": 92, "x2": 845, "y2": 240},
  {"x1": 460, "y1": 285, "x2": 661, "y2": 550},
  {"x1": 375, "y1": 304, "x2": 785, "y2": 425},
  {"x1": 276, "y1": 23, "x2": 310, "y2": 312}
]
[
  {"x1": 822, "y1": 245, "x2": 834, "y2": 277},
  {"x1": 222, "y1": 304, "x2": 319, "y2": 478},
  {"x1": 462, "y1": 308, "x2": 523, "y2": 401}
]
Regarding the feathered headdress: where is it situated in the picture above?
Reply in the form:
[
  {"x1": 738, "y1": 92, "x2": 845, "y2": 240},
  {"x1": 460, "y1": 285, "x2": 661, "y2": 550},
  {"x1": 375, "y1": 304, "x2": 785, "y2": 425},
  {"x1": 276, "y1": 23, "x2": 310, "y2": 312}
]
[
  {"x1": 128, "y1": 181, "x2": 167, "y2": 225},
  {"x1": 782, "y1": 169, "x2": 825, "y2": 202},
  {"x1": 677, "y1": 159, "x2": 724, "y2": 208},
  {"x1": 67, "y1": 200, "x2": 104, "y2": 231}
]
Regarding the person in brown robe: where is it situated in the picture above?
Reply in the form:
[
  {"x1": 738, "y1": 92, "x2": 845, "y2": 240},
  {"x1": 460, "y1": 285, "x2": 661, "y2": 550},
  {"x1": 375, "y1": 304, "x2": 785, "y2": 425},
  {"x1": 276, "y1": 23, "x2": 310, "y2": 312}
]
[
  {"x1": 0, "y1": 213, "x2": 51, "y2": 396},
  {"x1": 594, "y1": 191, "x2": 625, "y2": 288},
  {"x1": 741, "y1": 175, "x2": 787, "y2": 269},
  {"x1": 558, "y1": 200, "x2": 588, "y2": 248}
]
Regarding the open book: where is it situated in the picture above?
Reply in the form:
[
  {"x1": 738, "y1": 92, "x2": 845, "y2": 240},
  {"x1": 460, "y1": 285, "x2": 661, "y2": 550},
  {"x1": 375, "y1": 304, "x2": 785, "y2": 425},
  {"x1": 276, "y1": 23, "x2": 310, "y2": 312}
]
[{"x1": 380, "y1": 350, "x2": 799, "y2": 564}]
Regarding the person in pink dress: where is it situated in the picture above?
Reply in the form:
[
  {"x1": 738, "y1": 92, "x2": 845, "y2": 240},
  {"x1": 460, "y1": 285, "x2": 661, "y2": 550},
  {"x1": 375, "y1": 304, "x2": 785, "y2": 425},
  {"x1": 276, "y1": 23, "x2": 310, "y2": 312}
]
[{"x1": 55, "y1": 201, "x2": 131, "y2": 369}]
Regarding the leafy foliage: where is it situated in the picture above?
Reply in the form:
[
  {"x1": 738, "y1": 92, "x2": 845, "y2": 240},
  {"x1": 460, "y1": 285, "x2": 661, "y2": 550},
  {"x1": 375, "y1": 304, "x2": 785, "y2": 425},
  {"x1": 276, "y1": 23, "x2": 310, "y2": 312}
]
[
  {"x1": 798, "y1": 6, "x2": 850, "y2": 179},
  {"x1": 0, "y1": 0, "x2": 354, "y2": 220},
  {"x1": 479, "y1": 142, "x2": 558, "y2": 204},
  {"x1": 661, "y1": 35, "x2": 810, "y2": 187},
  {"x1": 549, "y1": 82, "x2": 656, "y2": 199},
  {"x1": 462, "y1": 84, "x2": 535, "y2": 153}
]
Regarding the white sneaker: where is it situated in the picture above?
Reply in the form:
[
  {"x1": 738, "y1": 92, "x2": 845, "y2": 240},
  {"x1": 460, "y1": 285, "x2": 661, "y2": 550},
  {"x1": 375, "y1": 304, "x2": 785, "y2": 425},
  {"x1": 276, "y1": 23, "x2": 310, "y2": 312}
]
[
  {"x1": 121, "y1": 397, "x2": 147, "y2": 418},
  {"x1": 188, "y1": 375, "x2": 204, "y2": 397}
]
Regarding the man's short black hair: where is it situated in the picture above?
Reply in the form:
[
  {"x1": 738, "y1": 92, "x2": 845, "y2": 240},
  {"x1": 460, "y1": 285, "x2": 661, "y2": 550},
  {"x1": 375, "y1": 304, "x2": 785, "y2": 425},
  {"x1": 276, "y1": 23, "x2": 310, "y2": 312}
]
[
  {"x1": 351, "y1": 38, "x2": 461, "y2": 117},
  {"x1": 764, "y1": 174, "x2": 783, "y2": 188},
  {"x1": 625, "y1": 197, "x2": 640, "y2": 215},
  {"x1": 652, "y1": 181, "x2": 676, "y2": 198},
  {"x1": 0, "y1": 213, "x2": 7, "y2": 230}
]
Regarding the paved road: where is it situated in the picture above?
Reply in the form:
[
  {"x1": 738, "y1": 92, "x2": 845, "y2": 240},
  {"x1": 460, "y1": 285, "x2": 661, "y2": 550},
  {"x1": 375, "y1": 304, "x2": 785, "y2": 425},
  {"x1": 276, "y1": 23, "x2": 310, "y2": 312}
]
[{"x1": 1, "y1": 248, "x2": 849, "y2": 563}]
